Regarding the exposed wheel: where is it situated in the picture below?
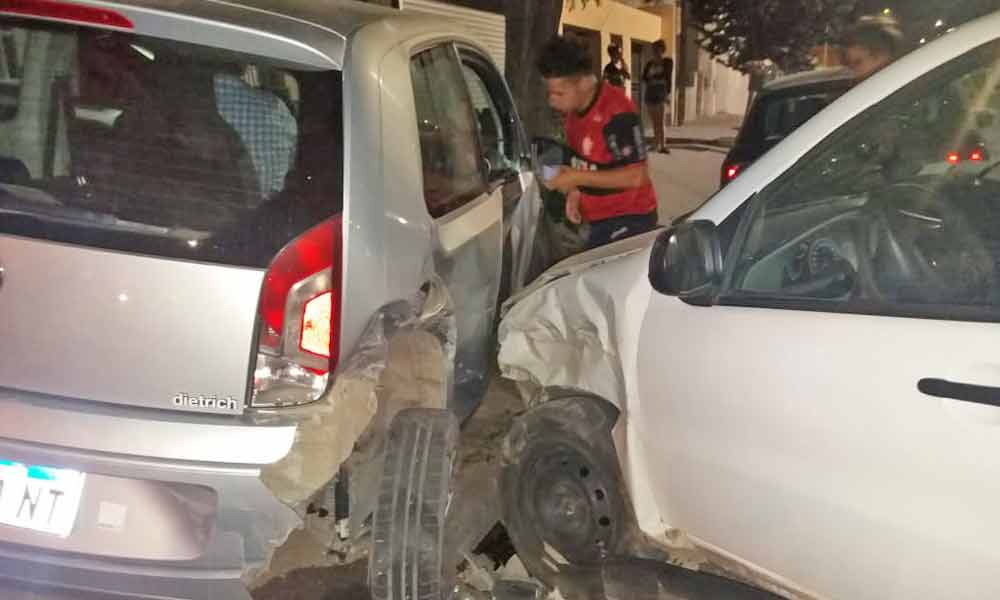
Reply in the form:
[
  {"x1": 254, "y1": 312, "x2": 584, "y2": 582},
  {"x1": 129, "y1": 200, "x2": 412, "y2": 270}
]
[
  {"x1": 500, "y1": 396, "x2": 626, "y2": 592},
  {"x1": 369, "y1": 408, "x2": 459, "y2": 600}
]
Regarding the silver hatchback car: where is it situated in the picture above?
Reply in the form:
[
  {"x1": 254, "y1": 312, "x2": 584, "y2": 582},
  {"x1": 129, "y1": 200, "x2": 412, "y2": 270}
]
[{"x1": 0, "y1": 0, "x2": 541, "y2": 598}]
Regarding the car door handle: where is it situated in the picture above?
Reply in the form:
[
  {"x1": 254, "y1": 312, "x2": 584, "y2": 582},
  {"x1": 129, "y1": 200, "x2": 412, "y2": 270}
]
[{"x1": 918, "y1": 378, "x2": 1000, "y2": 408}]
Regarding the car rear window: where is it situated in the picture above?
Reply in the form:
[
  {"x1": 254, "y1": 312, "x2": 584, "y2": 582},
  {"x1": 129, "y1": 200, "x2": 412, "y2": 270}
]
[
  {"x1": 762, "y1": 92, "x2": 836, "y2": 140},
  {"x1": 0, "y1": 19, "x2": 343, "y2": 268},
  {"x1": 741, "y1": 85, "x2": 849, "y2": 149}
]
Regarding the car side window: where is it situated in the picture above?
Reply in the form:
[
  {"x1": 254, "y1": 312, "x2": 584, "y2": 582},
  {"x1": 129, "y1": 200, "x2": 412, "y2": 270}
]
[
  {"x1": 411, "y1": 44, "x2": 486, "y2": 218},
  {"x1": 724, "y1": 41, "x2": 1000, "y2": 321},
  {"x1": 459, "y1": 50, "x2": 524, "y2": 182}
]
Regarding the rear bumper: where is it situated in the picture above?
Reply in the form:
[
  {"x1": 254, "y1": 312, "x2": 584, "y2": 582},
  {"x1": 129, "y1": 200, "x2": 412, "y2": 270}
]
[
  {"x1": 0, "y1": 550, "x2": 252, "y2": 600},
  {"x1": 0, "y1": 392, "x2": 301, "y2": 599}
]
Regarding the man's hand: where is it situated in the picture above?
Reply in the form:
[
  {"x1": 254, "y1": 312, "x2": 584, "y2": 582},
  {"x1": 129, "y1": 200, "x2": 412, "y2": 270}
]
[
  {"x1": 543, "y1": 166, "x2": 580, "y2": 195},
  {"x1": 553, "y1": 163, "x2": 648, "y2": 191},
  {"x1": 565, "y1": 189, "x2": 582, "y2": 225}
]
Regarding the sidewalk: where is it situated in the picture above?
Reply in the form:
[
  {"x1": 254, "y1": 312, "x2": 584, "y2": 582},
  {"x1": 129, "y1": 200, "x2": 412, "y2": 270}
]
[{"x1": 664, "y1": 113, "x2": 743, "y2": 148}]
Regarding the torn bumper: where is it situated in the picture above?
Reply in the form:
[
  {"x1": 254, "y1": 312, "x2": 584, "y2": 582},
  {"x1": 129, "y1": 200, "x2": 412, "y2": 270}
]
[{"x1": 252, "y1": 289, "x2": 457, "y2": 581}]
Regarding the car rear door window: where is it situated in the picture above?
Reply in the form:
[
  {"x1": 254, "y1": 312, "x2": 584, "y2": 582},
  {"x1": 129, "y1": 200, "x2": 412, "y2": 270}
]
[
  {"x1": 0, "y1": 19, "x2": 343, "y2": 268},
  {"x1": 411, "y1": 44, "x2": 486, "y2": 218},
  {"x1": 724, "y1": 41, "x2": 1000, "y2": 321},
  {"x1": 459, "y1": 49, "x2": 524, "y2": 183}
]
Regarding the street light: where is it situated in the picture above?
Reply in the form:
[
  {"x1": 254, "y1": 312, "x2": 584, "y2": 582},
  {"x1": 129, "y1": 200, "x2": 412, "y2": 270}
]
[
  {"x1": 935, "y1": 19, "x2": 945, "y2": 28},
  {"x1": 882, "y1": 8, "x2": 891, "y2": 15}
]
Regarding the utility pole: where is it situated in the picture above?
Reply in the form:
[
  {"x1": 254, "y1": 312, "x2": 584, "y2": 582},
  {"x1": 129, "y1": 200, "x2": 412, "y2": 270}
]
[{"x1": 676, "y1": 0, "x2": 690, "y2": 125}]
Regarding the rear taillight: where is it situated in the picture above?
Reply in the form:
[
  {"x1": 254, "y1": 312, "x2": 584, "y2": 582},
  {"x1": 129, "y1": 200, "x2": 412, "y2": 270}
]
[
  {"x1": 721, "y1": 162, "x2": 743, "y2": 186},
  {"x1": 970, "y1": 150, "x2": 984, "y2": 161},
  {"x1": 252, "y1": 216, "x2": 342, "y2": 408},
  {"x1": 301, "y1": 292, "x2": 333, "y2": 357},
  {"x1": 947, "y1": 152, "x2": 961, "y2": 165},
  {"x1": 0, "y1": 0, "x2": 133, "y2": 28}
]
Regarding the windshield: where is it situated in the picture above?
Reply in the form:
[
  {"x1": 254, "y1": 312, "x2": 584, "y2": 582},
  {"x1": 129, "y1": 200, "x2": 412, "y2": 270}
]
[
  {"x1": 0, "y1": 19, "x2": 343, "y2": 268},
  {"x1": 784, "y1": 47, "x2": 1000, "y2": 205},
  {"x1": 732, "y1": 41, "x2": 1000, "y2": 314}
]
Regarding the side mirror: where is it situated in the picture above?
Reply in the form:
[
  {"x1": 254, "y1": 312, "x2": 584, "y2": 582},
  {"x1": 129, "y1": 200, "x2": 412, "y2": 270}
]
[{"x1": 648, "y1": 220, "x2": 723, "y2": 305}]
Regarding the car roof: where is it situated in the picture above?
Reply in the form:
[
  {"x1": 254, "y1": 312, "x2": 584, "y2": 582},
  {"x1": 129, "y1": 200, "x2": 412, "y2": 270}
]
[
  {"x1": 3, "y1": 0, "x2": 463, "y2": 70},
  {"x1": 123, "y1": 0, "x2": 395, "y2": 38},
  {"x1": 762, "y1": 67, "x2": 854, "y2": 92}
]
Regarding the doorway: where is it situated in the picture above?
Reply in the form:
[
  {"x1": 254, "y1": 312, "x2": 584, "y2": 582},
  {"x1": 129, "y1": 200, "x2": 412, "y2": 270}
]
[{"x1": 632, "y1": 40, "x2": 657, "y2": 139}]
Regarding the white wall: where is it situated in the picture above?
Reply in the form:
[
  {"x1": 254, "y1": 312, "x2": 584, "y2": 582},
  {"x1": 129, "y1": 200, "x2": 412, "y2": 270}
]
[
  {"x1": 687, "y1": 47, "x2": 749, "y2": 121},
  {"x1": 713, "y1": 61, "x2": 749, "y2": 116}
]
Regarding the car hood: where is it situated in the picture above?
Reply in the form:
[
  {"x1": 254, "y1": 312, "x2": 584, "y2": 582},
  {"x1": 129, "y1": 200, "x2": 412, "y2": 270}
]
[
  {"x1": 503, "y1": 228, "x2": 661, "y2": 313},
  {"x1": 498, "y1": 230, "x2": 659, "y2": 408}
]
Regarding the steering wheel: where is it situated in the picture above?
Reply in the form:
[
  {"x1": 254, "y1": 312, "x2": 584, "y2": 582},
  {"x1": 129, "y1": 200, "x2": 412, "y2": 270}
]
[{"x1": 857, "y1": 181, "x2": 993, "y2": 303}]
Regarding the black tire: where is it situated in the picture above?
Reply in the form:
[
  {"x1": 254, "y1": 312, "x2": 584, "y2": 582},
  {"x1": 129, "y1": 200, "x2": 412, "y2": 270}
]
[
  {"x1": 500, "y1": 395, "x2": 626, "y2": 595},
  {"x1": 369, "y1": 408, "x2": 459, "y2": 600}
]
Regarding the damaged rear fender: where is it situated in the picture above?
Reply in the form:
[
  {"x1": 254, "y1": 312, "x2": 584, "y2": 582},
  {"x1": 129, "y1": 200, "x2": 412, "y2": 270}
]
[{"x1": 248, "y1": 287, "x2": 457, "y2": 585}]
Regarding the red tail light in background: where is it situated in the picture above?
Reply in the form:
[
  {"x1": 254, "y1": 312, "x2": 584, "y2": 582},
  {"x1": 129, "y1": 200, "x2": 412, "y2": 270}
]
[
  {"x1": 970, "y1": 151, "x2": 984, "y2": 162},
  {"x1": 721, "y1": 162, "x2": 744, "y2": 186},
  {"x1": 947, "y1": 152, "x2": 961, "y2": 165},
  {"x1": 0, "y1": 0, "x2": 133, "y2": 28},
  {"x1": 252, "y1": 216, "x2": 342, "y2": 408}
]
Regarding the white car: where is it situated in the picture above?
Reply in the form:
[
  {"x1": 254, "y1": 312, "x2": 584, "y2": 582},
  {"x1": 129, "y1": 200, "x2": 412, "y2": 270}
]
[{"x1": 498, "y1": 10, "x2": 1000, "y2": 600}]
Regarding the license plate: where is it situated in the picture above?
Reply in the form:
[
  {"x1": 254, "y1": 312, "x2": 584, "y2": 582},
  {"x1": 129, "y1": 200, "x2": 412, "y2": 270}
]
[{"x1": 0, "y1": 460, "x2": 85, "y2": 537}]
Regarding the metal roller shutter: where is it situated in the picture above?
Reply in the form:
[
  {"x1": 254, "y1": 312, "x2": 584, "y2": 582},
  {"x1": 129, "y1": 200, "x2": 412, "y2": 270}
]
[{"x1": 400, "y1": 0, "x2": 506, "y2": 73}]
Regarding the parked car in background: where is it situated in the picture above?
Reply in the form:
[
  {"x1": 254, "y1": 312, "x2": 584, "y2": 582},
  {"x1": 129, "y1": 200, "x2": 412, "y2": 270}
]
[
  {"x1": 722, "y1": 68, "x2": 854, "y2": 186},
  {"x1": 0, "y1": 1, "x2": 540, "y2": 598},
  {"x1": 500, "y1": 9, "x2": 1000, "y2": 600}
]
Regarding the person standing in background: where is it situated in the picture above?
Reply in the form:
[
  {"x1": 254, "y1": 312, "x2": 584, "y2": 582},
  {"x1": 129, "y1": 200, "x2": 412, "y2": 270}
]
[
  {"x1": 603, "y1": 45, "x2": 630, "y2": 89},
  {"x1": 843, "y1": 16, "x2": 904, "y2": 178},
  {"x1": 843, "y1": 15, "x2": 902, "y2": 81},
  {"x1": 643, "y1": 40, "x2": 673, "y2": 154}
]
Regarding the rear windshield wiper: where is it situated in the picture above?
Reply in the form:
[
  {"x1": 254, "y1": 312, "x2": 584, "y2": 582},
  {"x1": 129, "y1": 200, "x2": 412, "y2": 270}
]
[{"x1": 0, "y1": 185, "x2": 208, "y2": 241}]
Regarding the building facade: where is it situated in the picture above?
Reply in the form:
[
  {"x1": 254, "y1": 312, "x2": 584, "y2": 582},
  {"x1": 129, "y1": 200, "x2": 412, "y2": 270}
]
[{"x1": 357, "y1": 0, "x2": 748, "y2": 127}]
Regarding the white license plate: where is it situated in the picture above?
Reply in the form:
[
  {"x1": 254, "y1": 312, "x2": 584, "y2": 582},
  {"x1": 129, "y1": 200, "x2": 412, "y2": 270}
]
[{"x1": 0, "y1": 460, "x2": 85, "y2": 537}]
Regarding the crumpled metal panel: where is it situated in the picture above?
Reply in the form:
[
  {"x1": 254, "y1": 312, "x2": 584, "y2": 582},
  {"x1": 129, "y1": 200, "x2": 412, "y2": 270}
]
[
  {"x1": 497, "y1": 232, "x2": 658, "y2": 409},
  {"x1": 258, "y1": 286, "x2": 455, "y2": 508},
  {"x1": 249, "y1": 287, "x2": 456, "y2": 583},
  {"x1": 508, "y1": 172, "x2": 544, "y2": 295}
]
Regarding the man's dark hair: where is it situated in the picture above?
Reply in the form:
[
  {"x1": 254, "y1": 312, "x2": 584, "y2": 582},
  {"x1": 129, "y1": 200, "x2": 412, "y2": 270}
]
[
  {"x1": 844, "y1": 16, "x2": 904, "y2": 58},
  {"x1": 537, "y1": 36, "x2": 593, "y2": 78},
  {"x1": 652, "y1": 40, "x2": 667, "y2": 54}
]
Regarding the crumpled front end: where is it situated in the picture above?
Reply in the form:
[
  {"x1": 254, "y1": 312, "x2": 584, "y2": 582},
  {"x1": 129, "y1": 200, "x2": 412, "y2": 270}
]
[{"x1": 498, "y1": 232, "x2": 657, "y2": 410}]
